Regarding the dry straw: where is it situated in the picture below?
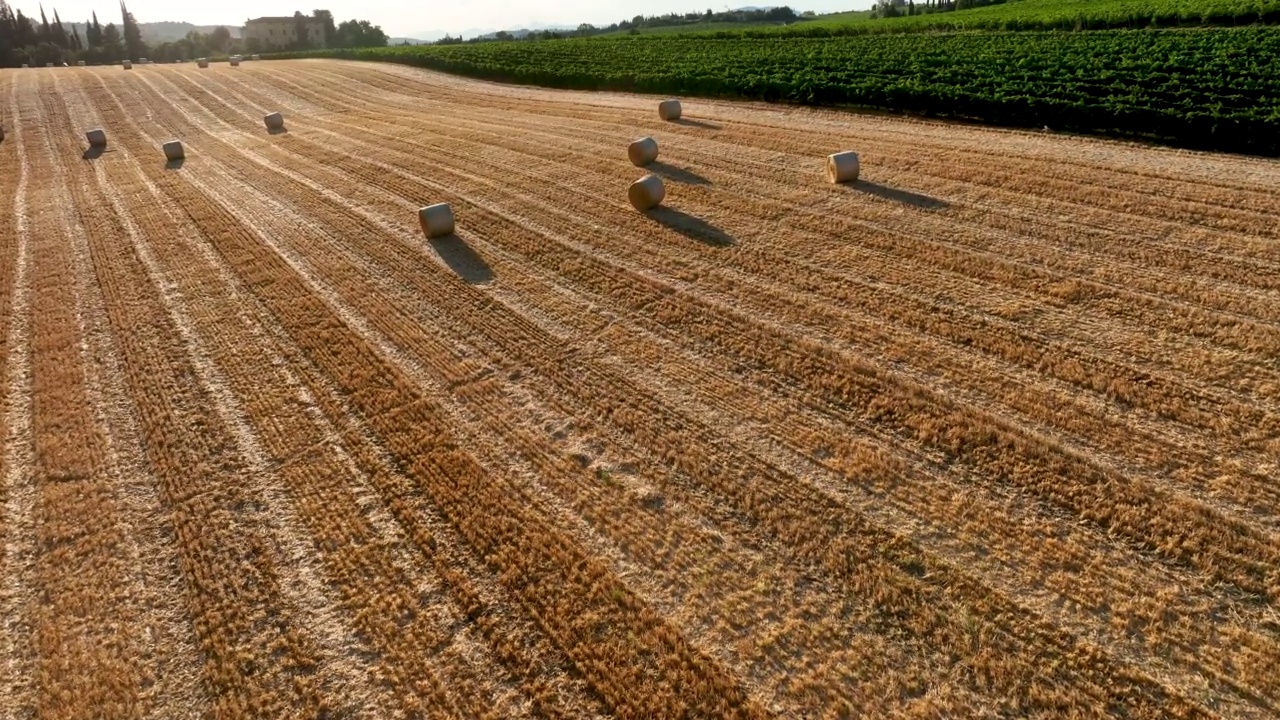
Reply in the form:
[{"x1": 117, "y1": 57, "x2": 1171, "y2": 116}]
[
  {"x1": 419, "y1": 203, "x2": 455, "y2": 238},
  {"x1": 85, "y1": 128, "x2": 107, "y2": 147},
  {"x1": 163, "y1": 140, "x2": 185, "y2": 162},
  {"x1": 263, "y1": 112, "x2": 285, "y2": 131},
  {"x1": 826, "y1": 151, "x2": 860, "y2": 184},
  {"x1": 628, "y1": 174, "x2": 666, "y2": 211},
  {"x1": 658, "y1": 99, "x2": 682, "y2": 121},
  {"x1": 628, "y1": 137, "x2": 659, "y2": 167}
]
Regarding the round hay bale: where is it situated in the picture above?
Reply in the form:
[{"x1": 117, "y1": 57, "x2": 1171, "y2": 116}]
[
  {"x1": 197, "y1": 58, "x2": 209, "y2": 68},
  {"x1": 85, "y1": 128, "x2": 107, "y2": 147},
  {"x1": 229, "y1": 57, "x2": 240, "y2": 67},
  {"x1": 627, "y1": 137, "x2": 659, "y2": 167},
  {"x1": 45, "y1": 62, "x2": 53, "y2": 68},
  {"x1": 628, "y1": 174, "x2": 665, "y2": 211},
  {"x1": 76, "y1": 60, "x2": 85, "y2": 67},
  {"x1": 418, "y1": 203, "x2": 455, "y2": 239},
  {"x1": 162, "y1": 140, "x2": 185, "y2": 162},
  {"x1": 122, "y1": 60, "x2": 132, "y2": 70},
  {"x1": 21, "y1": 63, "x2": 28, "y2": 68},
  {"x1": 826, "y1": 151, "x2": 860, "y2": 184},
  {"x1": 263, "y1": 112, "x2": 285, "y2": 131},
  {"x1": 251, "y1": 54, "x2": 261, "y2": 61},
  {"x1": 658, "y1": 99, "x2": 682, "y2": 121}
]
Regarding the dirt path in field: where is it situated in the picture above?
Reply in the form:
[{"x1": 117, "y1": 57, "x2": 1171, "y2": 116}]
[{"x1": 1, "y1": 59, "x2": 1278, "y2": 719}]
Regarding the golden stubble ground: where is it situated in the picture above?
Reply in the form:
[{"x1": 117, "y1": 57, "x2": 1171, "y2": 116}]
[{"x1": 0, "y1": 59, "x2": 1278, "y2": 719}]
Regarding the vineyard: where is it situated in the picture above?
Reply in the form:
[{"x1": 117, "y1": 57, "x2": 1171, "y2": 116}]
[
  {"x1": 748, "y1": 0, "x2": 1280, "y2": 34},
  {"x1": 282, "y1": 28, "x2": 1280, "y2": 156},
  {"x1": 2, "y1": 59, "x2": 1280, "y2": 718},
  {"x1": 553, "y1": 0, "x2": 1280, "y2": 38}
]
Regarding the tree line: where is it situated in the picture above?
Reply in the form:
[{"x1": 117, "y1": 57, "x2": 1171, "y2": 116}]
[
  {"x1": 272, "y1": 10, "x2": 386, "y2": 53},
  {"x1": 0, "y1": 2, "x2": 387, "y2": 67},
  {"x1": 0, "y1": 1, "x2": 150, "y2": 66},
  {"x1": 870, "y1": 0, "x2": 1008, "y2": 19},
  {"x1": 433, "y1": 6, "x2": 805, "y2": 44}
]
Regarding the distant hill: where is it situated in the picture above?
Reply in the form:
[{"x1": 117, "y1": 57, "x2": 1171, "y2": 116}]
[
  {"x1": 140, "y1": 22, "x2": 241, "y2": 43},
  {"x1": 407, "y1": 30, "x2": 448, "y2": 42},
  {"x1": 62, "y1": 20, "x2": 241, "y2": 43},
  {"x1": 409, "y1": 22, "x2": 576, "y2": 43},
  {"x1": 473, "y1": 26, "x2": 574, "y2": 40}
]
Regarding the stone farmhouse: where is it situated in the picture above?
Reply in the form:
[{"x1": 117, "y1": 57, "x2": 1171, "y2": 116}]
[{"x1": 242, "y1": 14, "x2": 327, "y2": 49}]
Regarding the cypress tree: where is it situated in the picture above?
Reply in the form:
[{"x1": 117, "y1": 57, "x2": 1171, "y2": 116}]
[
  {"x1": 120, "y1": 1, "x2": 143, "y2": 59},
  {"x1": 0, "y1": 7, "x2": 12, "y2": 67},
  {"x1": 51, "y1": 8, "x2": 68, "y2": 48},
  {"x1": 0, "y1": 1, "x2": 15, "y2": 59},
  {"x1": 14, "y1": 8, "x2": 35, "y2": 47},
  {"x1": 88, "y1": 10, "x2": 101, "y2": 46}
]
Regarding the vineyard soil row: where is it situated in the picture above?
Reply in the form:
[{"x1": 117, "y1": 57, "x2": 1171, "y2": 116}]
[{"x1": 0, "y1": 60, "x2": 1277, "y2": 718}]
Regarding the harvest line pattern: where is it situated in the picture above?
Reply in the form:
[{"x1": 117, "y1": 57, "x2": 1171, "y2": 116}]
[{"x1": 0, "y1": 60, "x2": 1277, "y2": 718}]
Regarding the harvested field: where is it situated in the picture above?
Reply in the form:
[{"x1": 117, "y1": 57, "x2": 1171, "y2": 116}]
[{"x1": 1, "y1": 59, "x2": 1279, "y2": 718}]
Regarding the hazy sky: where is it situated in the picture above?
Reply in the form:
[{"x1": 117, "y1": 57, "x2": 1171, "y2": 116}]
[{"x1": 15, "y1": 0, "x2": 867, "y2": 38}]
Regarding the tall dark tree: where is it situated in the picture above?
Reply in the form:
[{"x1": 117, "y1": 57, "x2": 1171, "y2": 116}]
[
  {"x1": 51, "y1": 9, "x2": 68, "y2": 48},
  {"x1": 86, "y1": 10, "x2": 102, "y2": 46},
  {"x1": 334, "y1": 18, "x2": 386, "y2": 48},
  {"x1": 312, "y1": 9, "x2": 334, "y2": 47},
  {"x1": 98, "y1": 21, "x2": 122, "y2": 61},
  {"x1": 292, "y1": 10, "x2": 310, "y2": 50},
  {"x1": 14, "y1": 8, "x2": 35, "y2": 46},
  {"x1": 208, "y1": 24, "x2": 230, "y2": 51},
  {"x1": 0, "y1": 0, "x2": 15, "y2": 55},
  {"x1": 0, "y1": 2, "x2": 14, "y2": 66},
  {"x1": 37, "y1": 3, "x2": 49, "y2": 41},
  {"x1": 119, "y1": 0, "x2": 143, "y2": 59},
  {"x1": 101, "y1": 21, "x2": 119, "y2": 45}
]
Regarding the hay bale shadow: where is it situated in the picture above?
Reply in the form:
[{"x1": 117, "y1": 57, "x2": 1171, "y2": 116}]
[
  {"x1": 650, "y1": 161, "x2": 710, "y2": 186},
  {"x1": 82, "y1": 146, "x2": 105, "y2": 160},
  {"x1": 165, "y1": 157, "x2": 185, "y2": 170},
  {"x1": 645, "y1": 207, "x2": 735, "y2": 247},
  {"x1": 429, "y1": 234, "x2": 494, "y2": 284},
  {"x1": 844, "y1": 180, "x2": 948, "y2": 210},
  {"x1": 267, "y1": 127, "x2": 288, "y2": 136},
  {"x1": 671, "y1": 118, "x2": 721, "y2": 130}
]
